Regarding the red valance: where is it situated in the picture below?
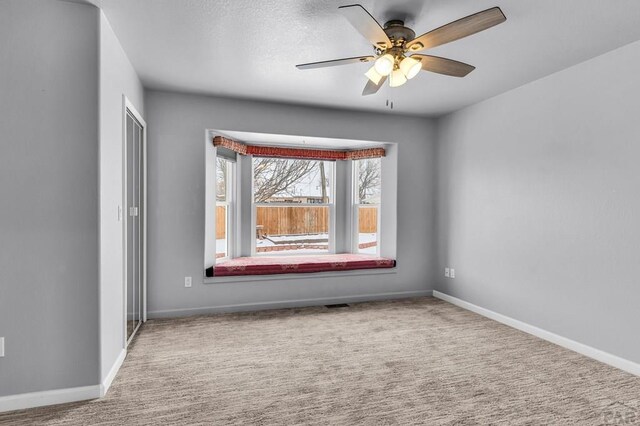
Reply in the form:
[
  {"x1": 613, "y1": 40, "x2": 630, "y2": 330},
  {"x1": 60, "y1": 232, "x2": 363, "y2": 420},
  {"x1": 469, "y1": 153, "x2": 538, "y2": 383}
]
[{"x1": 213, "y1": 136, "x2": 385, "y2": 160}]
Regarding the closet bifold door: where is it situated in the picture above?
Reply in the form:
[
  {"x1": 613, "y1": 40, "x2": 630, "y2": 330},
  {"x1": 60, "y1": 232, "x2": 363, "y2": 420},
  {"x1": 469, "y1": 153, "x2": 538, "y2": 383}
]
[{"x1": 126, "y1": 110, "x2": 144, "y2": 344}]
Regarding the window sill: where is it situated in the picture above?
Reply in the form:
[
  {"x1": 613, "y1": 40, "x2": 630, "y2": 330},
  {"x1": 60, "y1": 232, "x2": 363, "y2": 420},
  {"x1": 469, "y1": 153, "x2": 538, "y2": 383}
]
[{"x1": 204, "y1": 266, "x2": 397, "y2": 284}]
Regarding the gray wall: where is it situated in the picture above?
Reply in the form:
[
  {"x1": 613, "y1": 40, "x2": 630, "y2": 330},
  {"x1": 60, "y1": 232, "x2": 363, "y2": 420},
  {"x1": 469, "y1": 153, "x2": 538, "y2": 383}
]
[
  {"x1": 145, "y1": 90, "x2": 437, "y2": 317},
  {"x1": 436, "y1": 39, "x2": 640, "y2": 363},
  {"x1": 99, "y1": 11, "x2": 145, "y2": 381},
  {"x1": 0, "y1": 0, "x2": 100, "y2": 396}
]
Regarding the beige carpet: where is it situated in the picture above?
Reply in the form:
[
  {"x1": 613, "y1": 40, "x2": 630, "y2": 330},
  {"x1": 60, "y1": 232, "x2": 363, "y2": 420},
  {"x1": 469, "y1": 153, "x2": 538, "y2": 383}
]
[{"x1": 2, "y1": 297, "x2": 639, "y2": 425}]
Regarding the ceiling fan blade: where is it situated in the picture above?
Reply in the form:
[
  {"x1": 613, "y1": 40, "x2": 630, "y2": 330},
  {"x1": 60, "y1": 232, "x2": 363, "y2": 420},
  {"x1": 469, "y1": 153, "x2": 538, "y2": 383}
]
[
  {"x1": 406, "y1": 7, "x2": 506, "y2": 52},
  {"x1": 411, "y1": 55, "x2": 475, "y2": 77},
  {"x1": 338, "y1": 4, "x2": 392, "y2": 49},
  {"x1": 296, "y1": 55, "x2": 374, "y2": 70},
  {"x1": 362, "y1": 75, "x2": 387, "y2": 96}
]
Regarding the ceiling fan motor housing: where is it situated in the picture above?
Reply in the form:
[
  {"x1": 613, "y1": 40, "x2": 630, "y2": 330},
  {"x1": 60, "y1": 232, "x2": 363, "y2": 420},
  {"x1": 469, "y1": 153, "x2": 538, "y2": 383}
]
[{"x1": 383, "y1": 20, "x2": 416, "y2": 47}]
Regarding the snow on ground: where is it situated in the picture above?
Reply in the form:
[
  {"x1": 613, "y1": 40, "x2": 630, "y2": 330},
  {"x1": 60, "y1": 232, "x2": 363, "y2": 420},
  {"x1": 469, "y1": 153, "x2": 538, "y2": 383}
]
[
  {"x1": 217, "y1": 233, "x2": 378, "y2": 255},
  {"x1": 259, "y1": 248, "x2": 330, "y2": 254},
  {"x1": 358, "y1": 233, "x2": 378, "y2": 254},
  {"x1": 358, "y1": 233, "x2": 376, "y2": 244},
  {"x1": 359, "y1": 246, "x2": 376, "y2": 254},
  {"x1": 256, "y1": 238, "x2": 275, "y2": 247},
  {"x1": 265, "y1": 233, "x2": 328, "y2": 243}
]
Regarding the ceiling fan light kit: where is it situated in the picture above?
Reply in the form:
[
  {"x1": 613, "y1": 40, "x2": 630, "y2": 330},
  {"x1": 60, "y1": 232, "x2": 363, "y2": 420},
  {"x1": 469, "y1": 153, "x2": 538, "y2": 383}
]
[
  {"x1": 399, "y1": 56, "x2": 421, "y2": 80},
  {"x1": 365, "y1": 66, "x2": 384, "y2": 85},
  {"x1": 374, "y1": 53, "x2": 394, "y2": 76},
  {"x1": 389, "y1": 68, "x2": 407, "y2": 88},
  {"x1": 296, "y1": 4, "x2": 506, "y2": 96}
]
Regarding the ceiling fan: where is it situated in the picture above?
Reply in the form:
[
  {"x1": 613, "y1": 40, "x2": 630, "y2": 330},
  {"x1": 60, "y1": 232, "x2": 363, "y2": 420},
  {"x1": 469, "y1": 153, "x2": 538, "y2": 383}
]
[{"x1": 296, "y1": 4, "x2": 506, "y2": 95}]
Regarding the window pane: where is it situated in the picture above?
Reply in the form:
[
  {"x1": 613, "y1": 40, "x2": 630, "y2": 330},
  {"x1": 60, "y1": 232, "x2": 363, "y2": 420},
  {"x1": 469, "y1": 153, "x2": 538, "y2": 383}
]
[
  {"x1": 216, "y1": 158, "x2": 228, "y2": 202},
  {"x1": 357, "y1": 206, "x2": 378, "y2": 254},
  {"x1": 256, "y1": 206, "x2": 329, "y2": 254},
  {"x1": 356, "y1": 158, "x2": 381, "y2": 204},
  {"x1": 253, "y1": 158, "x2": 333, "y2": 204},
  {"x1": 216, "y1": 204, "x2": 227, "y2": 261}
]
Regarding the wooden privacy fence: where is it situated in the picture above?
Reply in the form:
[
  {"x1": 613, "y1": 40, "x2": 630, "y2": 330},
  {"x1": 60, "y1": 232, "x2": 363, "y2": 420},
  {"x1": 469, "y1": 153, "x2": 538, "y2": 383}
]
[
  {"x1": 216, "y1": 205, "x2": 227, "y2": 239},
  {"x1": 216, "y1": 205, "x2": 378, "y2": 238},
  {"x1": 257, "y1": 206, "x2": 328, "y2": 236},
  {"x1": 357, "y1": 206, "x2": 378, "y2": 234}
]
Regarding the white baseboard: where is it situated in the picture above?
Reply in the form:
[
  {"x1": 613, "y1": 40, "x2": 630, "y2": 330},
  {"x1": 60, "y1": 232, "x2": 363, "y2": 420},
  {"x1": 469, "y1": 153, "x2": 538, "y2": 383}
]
[
  {"x1": 433, "y1": 290, "x2": 640, "y2": 377},
  {"x1": 0, "y1": 385, "x2": 100, "y2": 413},
  {"x1": 149, "y1": 290, "x2": 433, "y2": 318},
  {"x1": 100, "y1": 349, "x2": 126, "y2": 397},
  {"x1": 0, "y1": 349, "x2": 127, "y2": 413}
]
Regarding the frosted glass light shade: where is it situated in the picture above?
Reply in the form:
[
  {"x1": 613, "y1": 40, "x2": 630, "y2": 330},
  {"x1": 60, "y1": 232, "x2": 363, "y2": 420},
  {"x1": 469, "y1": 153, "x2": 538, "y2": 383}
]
[
  {"x1": 365, "y1": 66, "x2": 384, "y2": 84},
  {"x1": 374, "y1": 54, "x2": 394, "y2": 76},
  {"x1": 389, "y1": 68, "x2": 407, "y2": 87},
  {"x1": 399, "y1": 56, "x2": 421, "y2": 79}
]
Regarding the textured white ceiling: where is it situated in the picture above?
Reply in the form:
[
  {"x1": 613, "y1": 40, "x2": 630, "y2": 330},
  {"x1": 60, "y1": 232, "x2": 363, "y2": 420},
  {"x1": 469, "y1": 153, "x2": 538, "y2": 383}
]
[{"x1": 99, "y1": 0, "x2": 640, "y2": 116}]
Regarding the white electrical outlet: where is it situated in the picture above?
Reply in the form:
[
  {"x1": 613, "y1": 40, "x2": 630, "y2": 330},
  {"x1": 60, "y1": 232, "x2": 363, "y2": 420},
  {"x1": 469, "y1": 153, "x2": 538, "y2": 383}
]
[
  {"x1": 184, "y1": 276, "x2": 192, "y2": 288},
  {"x1": 444, "y1": 267, "x2": 450, "y2": 277},
  {"x1": 0, "y1": 337, "x2": 5, "y2": 357},
  {"x1": 450, "y1": 268, "x2": 455, "y2": 278}
]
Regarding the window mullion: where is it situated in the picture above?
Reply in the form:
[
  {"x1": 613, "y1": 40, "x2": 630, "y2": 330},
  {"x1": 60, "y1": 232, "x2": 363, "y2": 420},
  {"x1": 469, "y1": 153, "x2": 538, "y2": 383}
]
[
  {"x1": 351, "y1": 162, "x2": 359, "y2": 253},
  {"x1": 329, "y1": 202, "x2": 336, "y2": 253}
]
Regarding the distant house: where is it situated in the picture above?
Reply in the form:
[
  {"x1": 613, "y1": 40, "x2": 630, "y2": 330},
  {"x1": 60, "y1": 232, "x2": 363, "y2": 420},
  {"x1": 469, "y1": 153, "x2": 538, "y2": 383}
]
[{"x1": 267, "y1": 195, "x2": 325, "y2": 204}]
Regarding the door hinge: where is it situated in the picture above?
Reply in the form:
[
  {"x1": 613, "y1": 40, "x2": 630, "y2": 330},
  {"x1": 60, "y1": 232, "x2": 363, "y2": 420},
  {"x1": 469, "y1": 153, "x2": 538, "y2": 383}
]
[{"x1": 129, "y1": 207, "x2": 139, "y2": 217}]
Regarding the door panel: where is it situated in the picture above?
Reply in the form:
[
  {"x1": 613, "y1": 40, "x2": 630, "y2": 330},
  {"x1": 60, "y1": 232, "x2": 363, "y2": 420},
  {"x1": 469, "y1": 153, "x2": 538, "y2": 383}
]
[
  {"x1": 137, "y1": 124, "x2": 144, "y2": 324},
  {"x1": 126, "y1": 110, "x2": 144, "y2": 345},
  {"x1": 133, "y1": 116, "x2": 140, "y2": 335},
  {"x1": 126, "y1": 114, "x2": 135, "y2": 342}
]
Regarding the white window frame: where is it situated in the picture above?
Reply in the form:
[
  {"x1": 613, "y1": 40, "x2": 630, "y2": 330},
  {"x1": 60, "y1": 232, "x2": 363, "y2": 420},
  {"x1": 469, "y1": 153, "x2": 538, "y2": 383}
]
[
  {"x1": 251, "y1": 158, "x2": 336, "y2": 257},
  {"x1": 352, "y1": 158, "x2": 382, "y2": 256},
  {"x1": 215, "y1": 157, "x2": 235, "y2": 263}
]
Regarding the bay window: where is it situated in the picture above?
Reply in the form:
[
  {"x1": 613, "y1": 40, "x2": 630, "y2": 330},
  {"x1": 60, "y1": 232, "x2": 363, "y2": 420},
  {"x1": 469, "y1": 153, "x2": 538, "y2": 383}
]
[
  {"x1": 205, "y1": 133, "x2": 397, "y2": 278},
  {"x1": 253, "y1": 158, "x2": 335, "y2": 255}
]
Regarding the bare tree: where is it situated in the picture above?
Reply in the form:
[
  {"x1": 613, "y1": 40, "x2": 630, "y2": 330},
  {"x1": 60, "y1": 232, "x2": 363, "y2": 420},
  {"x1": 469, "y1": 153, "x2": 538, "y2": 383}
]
[
  {"x1": 358, "y1": 159, "x2": 381, "y2": 203},
  {"x1": 216, "y1": 157, "x2": 227, "y2": 200},
  {"x1": 319, "y1": 161, "x2": 327, "y2": 203},
  {"x1": 253, "y1": 158, "x2": 319, "y2": 202}
]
